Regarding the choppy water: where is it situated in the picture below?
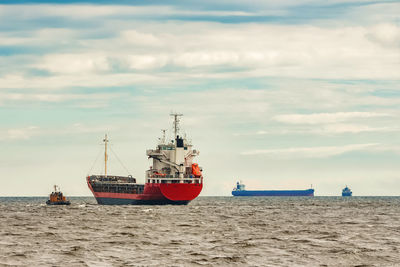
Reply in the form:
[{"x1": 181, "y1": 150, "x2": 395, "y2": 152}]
[{"x1": 1, "y1": 196, "x2": 399, "y2": 266}]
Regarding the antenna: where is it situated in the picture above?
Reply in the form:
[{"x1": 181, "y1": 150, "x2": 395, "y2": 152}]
[
  {"x1": 103, "y1": 134, "x2": 109, "y2": 177},
  {"x1": 170, "y1": 113, "x2": 183, "y2": 138},
  {"x1": 161, "y1": 129, "x2": 167, "y2": 144}
]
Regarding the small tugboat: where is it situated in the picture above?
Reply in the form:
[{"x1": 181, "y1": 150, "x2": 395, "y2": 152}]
[
  {"x1": 342, "y1": 185, "x2": 352, "y2": 197},
  {"x1": 46, "y1": 185, "x2": 71, "y2": 205}
]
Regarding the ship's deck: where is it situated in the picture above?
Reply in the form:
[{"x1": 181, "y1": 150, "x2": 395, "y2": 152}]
[{"x1": 88, "y1": 175, "x2": 202, "y2": 194}]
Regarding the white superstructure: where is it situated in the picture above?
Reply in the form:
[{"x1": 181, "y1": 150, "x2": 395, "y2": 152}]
[{"x1": 146, "y1": 113, "x2": 202, "y2": 183}]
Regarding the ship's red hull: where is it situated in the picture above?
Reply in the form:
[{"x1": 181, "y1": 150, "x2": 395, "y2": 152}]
[{"x1": 87, "y1": 177, "x2": 202, "y2": 205}]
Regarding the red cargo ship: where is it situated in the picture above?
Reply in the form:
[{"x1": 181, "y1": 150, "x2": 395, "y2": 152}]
[{"x1": 87, "y1": 113, "x2": 203, "y2": 205}]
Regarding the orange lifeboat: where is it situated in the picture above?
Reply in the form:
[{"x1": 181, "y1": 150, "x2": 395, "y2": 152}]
[{"x1": 191, "y1": 163, "x2": 202, "y2": 177}]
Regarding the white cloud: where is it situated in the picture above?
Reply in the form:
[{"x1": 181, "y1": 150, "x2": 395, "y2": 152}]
[
  {"x1": 1, "y1": 19, "x2": 398, "y2": 82},
  {"x1": 318, "y1": 123, "x2": 395, "y2": 134},
  {"x1": 0, "y1": 73, "x2": 164, "y2": 90},
  {"x1": 241, "y1": 143, "x2": 379, "y2": 158},
  {"x1": 0, "y1": 5, "x2": 171, "y2": 19},
  {"x1": 369, "y1": 145, "x2": 400, "y2": 155},
  {"x1": 38, "y1": 54, "x2": 110, "y2": 74},
  {"x1": 126, "y1": 55, "x2": 168, "y2": 70},
  {"x1": 0, "y1": 91, "x2": 127, "y2": 108},
  {"x1": 367, "y1": 23, "x2": 400, "y2": 48},
  {"x1": 273, "y1": 112, "x2": 390, "y2": 124},
  {"x1": 0, "y1": 126, "x2": 39, "y2": 141},
  {"x1": 240, "y1": 123, "x2": 397, "y2": 136},
  {"x1": 121, "y1": 30, "x2": 163, "y2": 47},
  {"x1": 173, "y1": 51, "x2": 241, "y2": 67},
  {"x1": 0, "y1": 4, "x2": 281, "y2": 20},
  {"x1": 0, "y1": 123, "x2": 118, "y2": 142}
]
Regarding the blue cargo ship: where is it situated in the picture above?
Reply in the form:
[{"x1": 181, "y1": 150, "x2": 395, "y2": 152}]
[
  {"x1": 342, "y1": 185, "x2": 352, "y2": 197},
  {"x1": 232, "y1": 181, "x2": 314, "y2": 197}
]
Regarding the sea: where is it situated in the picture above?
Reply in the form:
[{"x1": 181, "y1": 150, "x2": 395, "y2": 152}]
[{"x1": 1, "y1": 196, "x2": 399, "y2": 267}]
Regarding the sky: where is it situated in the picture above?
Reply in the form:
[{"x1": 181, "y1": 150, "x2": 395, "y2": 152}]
[{"x1": 0, "y1": 0, "x2": 399, "y2": 196}]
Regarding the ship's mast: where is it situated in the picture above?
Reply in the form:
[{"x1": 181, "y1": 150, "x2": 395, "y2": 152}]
[
  {"x1": 170, "y1": 113, "x2": 183, "y2": 138},
  {"x1": 104, "y1": 134, "x2": 109, "y2": 177}
]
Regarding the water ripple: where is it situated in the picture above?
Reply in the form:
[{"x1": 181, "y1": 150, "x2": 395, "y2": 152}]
[{"x1": 0, "y1": 196, "x2": 400, "y2": 266}]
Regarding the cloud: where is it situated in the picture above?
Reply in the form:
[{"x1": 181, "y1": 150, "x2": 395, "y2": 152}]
[
  {"x1": 240, "y1": 123, "x2": 397, "y2": 136},
  {"x1": 0, "y1": 73, "x2": 163, "y2": 90},
  {"x1": 126, "y1": 55, "x2": 169, "y2": 70},
  {"x1": 38, "y1": 54, "x2": 110, "y2": 74},
  {"x1": 241, "y1": 143, "x2": 379, "y2": 158},
  {"x1": 367, "y1": 23, "x2": 400, "y2": 48},
  {"x1": 1, "y1": 8, "x2": 400, "y2": 82},
  {"x1": 0, "y1": 91, "x2": 128, "y2": 108},
  {"x1": 0, "y1": 123, "x2": 119, "y2": 142},
  {"x1": 369, "y1": 145, "x2": 400, "y2": 155},
  {"x1": 269, "y1": 111, "x2": 399, "y2": 135},
  {"x1": 0, "y1": 5, "x2": 173, "y2": 19},
  {"x1": 121, "y1": 30, "x2": 163, "y2": 47},
  {"x1": 0, "y1": 126, "x2": 39, "y2": 141},
  {"x1": 317, "y1": 123, "x2": 395, "y2": 134},
  {"x1": 273, "y1": 112, "x2": 390, "y2": 124}
]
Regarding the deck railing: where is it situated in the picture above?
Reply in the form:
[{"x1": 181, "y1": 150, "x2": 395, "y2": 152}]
[{"x1": 146, "y1": 177, "x2": 203, "y2": 184}]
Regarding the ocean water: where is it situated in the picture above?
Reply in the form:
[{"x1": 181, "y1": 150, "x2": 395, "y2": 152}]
[{"x1": 0, "y1": 196, "x2": 399, "y2": 266}]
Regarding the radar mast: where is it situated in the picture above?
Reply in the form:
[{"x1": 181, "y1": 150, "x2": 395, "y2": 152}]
[{"x1": 170, "y1": 113, "x2": 183, "y2": 138}]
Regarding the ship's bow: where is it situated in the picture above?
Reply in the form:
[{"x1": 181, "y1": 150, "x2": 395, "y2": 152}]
[{"x1": 159, "y1": 183, "x2": 203, "y2": 202}]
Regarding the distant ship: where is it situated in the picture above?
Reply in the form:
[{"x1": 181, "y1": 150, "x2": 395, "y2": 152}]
[
  {"x1": 86, "y1": 113, "x2": 203, "y2": 205},
  {"x1": 232, "y1": 181, "x2": 314, "y2": 196},
  {"x1": 46, "y1": 185, "x2": 70, "y2": 205},
  {"x1": 342, "y1": 185, "x2": 352, "y2": 197}
]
